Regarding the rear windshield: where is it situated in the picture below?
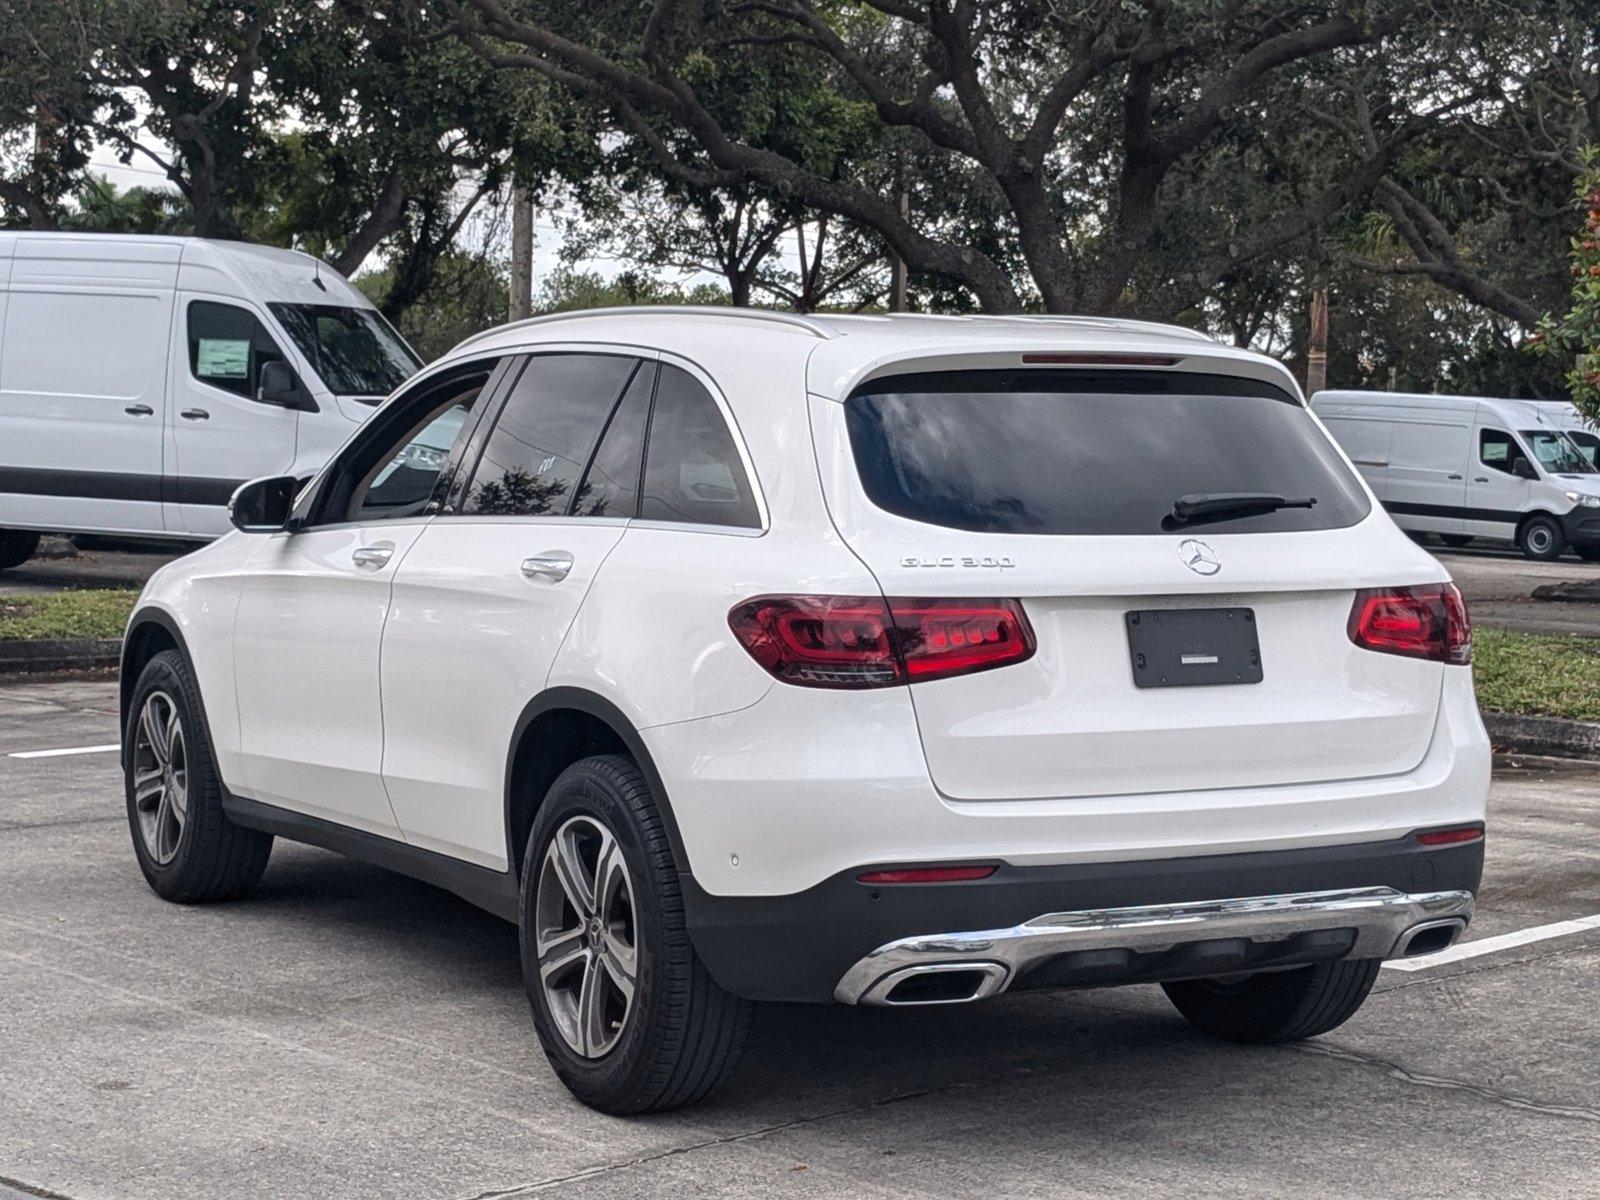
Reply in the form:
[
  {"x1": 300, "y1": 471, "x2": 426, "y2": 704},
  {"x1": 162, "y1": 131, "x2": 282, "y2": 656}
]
[{"x1": 844, "y1": 370, "x2": 1371, "y2": 535}]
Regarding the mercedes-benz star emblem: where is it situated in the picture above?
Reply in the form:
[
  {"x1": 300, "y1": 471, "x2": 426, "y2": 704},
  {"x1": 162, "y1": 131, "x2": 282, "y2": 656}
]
[{"x1": 1178, "y1": 538, "x2": 1221, "y2": 576}]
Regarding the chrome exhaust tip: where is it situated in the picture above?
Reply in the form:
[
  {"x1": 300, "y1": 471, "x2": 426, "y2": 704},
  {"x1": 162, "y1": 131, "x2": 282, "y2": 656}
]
[
  {"x1": 1392, "y1": 917, "x2": 1467, "y2": 958},
  {"x1": 860, "y1": 962, "x2": 1009, "y2": 1006}
]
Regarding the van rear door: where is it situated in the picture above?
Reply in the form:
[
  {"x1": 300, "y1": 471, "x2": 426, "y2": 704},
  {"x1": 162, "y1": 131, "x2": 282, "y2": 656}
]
[
  {"x1": 811, "y1": 368, "x2": 1447, "y2": 801},
  {"x1": 0, "y1": 236, "x2": 177, "y2": 535}
]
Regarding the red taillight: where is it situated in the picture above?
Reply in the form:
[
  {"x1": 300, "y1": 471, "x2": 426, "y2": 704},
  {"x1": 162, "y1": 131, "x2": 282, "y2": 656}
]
[
  {"x1": 1417, "y1": 826, "x2": 1483, "y2": 846},
  {"x1": 1348, "y1": 584, "x2": 1471, "y2": 665},
  {"x1": 727, "y1": 595, "x2": 1035, "y2": 689},
  {"x1": 857, "y1": 865, "x2": 998, "y2": 884}
]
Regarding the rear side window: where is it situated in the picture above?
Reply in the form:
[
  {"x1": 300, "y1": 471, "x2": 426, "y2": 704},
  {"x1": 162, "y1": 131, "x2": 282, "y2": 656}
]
[
  {"x1": 187, "y1": 301, "x2": 287, "y2": 398},
  {"x1": 640, "y1": 365, "x2": 759, "y2": 528},
  {"x1": 844, "y1": 370, "x2": 1371, "y2": 535},
  {"x1": 461, "y1": 354, "x2": 637, "y2": 516}
]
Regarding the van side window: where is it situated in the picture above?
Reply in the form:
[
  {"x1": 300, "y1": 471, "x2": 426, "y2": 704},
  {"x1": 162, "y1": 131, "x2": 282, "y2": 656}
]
[
  {"x1": 1479, "y1": 429, "x2": 1518, "y2": 474},
  {"x1": 187, "y1": 301, "x2": 287, "y2": 399},
  {"x1": 461, "y1": 354, "x2": 638, "y2": 517},
  {"x1": 639, "y1": 365, "x2": 760, "y2": 529}
]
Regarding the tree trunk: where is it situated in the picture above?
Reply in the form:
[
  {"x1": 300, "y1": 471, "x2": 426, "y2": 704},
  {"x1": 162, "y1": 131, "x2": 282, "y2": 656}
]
[{"x1": 509, "y1": 183, "x2": 535, "y2": 320}]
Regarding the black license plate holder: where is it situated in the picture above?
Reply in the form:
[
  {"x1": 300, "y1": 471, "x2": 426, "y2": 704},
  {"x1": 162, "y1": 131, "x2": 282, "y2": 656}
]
[{"x1": 1125, "y1": 607, "x2": 1263, "y2": 688}]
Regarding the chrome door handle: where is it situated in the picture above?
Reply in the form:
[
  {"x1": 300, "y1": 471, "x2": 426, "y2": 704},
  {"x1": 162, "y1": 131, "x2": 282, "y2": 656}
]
[
  {"x1": 124, "y1": 404, "x2": 154, "y2": 416},
  {"x1": 521, "y1": 552, "x2": 574, "y2": 582},
  {"x1": 352, "y1": 543, "x2": 394, "y2": 569},
  {"x1": 180, "y1": 408, "x2": 210, "y2": 420}
]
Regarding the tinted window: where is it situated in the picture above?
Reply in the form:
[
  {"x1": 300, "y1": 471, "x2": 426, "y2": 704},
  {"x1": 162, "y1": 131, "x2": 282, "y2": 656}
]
[
  {"x1": 269, "y1": 303, "x2": 419, "y2": 398},
  {"x1": 351, "y1": 385, "x2": 481, "y2": 522},
  {"x1": 462, "y1": 355, "x2": 637, "y2": 517},
  {"x1": 187, "y1": 301, "x2": 286, "y2": 398},
  {"x1": 640, "y1": 365, "x2": 759, "y2": 528},
  {"x1": 1479, "y1": 429, "x2": 1518, "y2": 474},
  {"x1": 573, "y1": 363, "x2": 655, "y2": 518},
  {"x1": 845, "y1": 370, "x2": 1371, "y2": 535}
]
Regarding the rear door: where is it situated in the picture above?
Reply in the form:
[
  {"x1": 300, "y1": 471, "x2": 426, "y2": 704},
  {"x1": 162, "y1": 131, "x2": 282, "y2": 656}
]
[
  {"x1": 811, "y1": 368, "x2": 1445, "y2": 801},
  {"x1": 379, "y1": 352, "x2": 650, "y2": 868}
]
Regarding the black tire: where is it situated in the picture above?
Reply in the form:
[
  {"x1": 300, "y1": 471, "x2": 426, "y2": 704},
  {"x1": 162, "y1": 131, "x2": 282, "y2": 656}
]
[
  {"x1": 0, "y1": 530, "x2": 39, "y2": 571},
  {"x1": 1439, "y1": 534, "x2": 1474, "y2": 548},
  {"x1": 1520, "y1": 514, "x2": 1565, "y2": 561},
  {"x1": 520, "y1": 755, "x2": 752, "y2": 1114},
  {"x1": 123, "y1": 649, "x2": 273, "y2": 903},
  {"x1": 1162, "y1": 958, "x2": 1381, "y2": 1044}
]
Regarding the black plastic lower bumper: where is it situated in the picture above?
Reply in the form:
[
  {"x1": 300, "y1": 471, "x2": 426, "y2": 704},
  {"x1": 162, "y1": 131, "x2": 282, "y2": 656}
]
[
  {"x1": 1560, "y1": 508, "x2": 1600, "y2": 549},
  {"x1": 681, "y1": 832, "x2": 1484, "y2": 1003}
]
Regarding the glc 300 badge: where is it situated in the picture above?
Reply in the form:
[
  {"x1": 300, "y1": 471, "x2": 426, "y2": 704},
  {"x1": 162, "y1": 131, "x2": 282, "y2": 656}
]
[
  {"x1": 901, "y1": 555, "x2": 1016, "y2": 570},
  {"x1": 1177, "y1": 539, "x2": 1221, "y2": 576}
]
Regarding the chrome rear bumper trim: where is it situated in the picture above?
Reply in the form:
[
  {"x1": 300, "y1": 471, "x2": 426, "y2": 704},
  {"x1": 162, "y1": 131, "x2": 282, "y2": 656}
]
[{"x1": 834, "y1": 886, "x2": 1475, "y2": 1006}]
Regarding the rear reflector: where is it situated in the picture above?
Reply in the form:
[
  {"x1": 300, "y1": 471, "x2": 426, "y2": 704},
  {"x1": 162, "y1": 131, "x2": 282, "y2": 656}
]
[
  {"x1": 857, "y1": 865, "x2": 998, "y2": 884},
  {"x1": 1416, "y1": 827, "x2": 1483, "y2": 846},
  {"x1": 1348, "y1": 583, "x2": 1471, "y2": 664},
  {"x1": 728, "y1": 595, "x2": 1035, "y2": 689}
]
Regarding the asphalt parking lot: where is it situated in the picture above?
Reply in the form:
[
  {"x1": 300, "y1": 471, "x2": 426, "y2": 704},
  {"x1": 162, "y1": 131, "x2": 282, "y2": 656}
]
[{"x1": 2, "y1": 676, "x2": 1599, "y2": 1200}]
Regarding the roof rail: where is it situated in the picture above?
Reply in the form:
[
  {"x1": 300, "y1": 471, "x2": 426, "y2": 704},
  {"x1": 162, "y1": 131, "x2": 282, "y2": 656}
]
[{"x1": 453, "y1": 305, "x2": 836, "y2": 352}]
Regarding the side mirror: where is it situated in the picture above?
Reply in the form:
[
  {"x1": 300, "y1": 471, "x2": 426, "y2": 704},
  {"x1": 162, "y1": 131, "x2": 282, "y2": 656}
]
[
  {"x1": 1512, "y1": 456, "x2": 1539, "y2": 480},
  {"x1": 229, "y1": 476, "x2": 299, "y2": 533},
  {"x1": 256, "y1": 360, "x2": 319, "y2": 412}
]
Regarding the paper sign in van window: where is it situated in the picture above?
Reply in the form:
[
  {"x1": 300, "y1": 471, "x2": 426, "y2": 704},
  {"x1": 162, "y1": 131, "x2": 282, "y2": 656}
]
[{"x1": 197, "y1": 338, "x2": 250, "y2": 379}]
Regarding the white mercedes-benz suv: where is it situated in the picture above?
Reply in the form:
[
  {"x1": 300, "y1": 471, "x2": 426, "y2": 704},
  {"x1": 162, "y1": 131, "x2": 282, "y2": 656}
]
[{"x1": 119, "y1": 308, "x2": 1490, "y2": 1113}]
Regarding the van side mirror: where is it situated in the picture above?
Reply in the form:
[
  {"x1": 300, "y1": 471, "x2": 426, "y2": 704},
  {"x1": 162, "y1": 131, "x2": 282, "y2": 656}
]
[
  {"x1": 1512, "y1": 456, "x2": 1539, "y2": 480},
  {"x1": 229, "y1": 476, "x2": 299, "y2": 533},
  {"x1": 257, "y1": 360, "x2": 318, "y2": 412}
]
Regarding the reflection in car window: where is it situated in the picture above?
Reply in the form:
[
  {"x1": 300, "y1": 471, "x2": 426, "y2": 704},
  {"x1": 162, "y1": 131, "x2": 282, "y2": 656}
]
[
  {"x1": 269, "y1": 303, "x2": 419, "y2": 399},
  {"x1": 573, "y1": 363, "x2": 655, "y2": 518},
  {"x1": 462, "y1": 355, "x2": 637, "y2": 517},
  {"x1": 187, "y1": 301, "x2": 287, "y2": 398},
  {"x1": 1520, "y1": 429, "x2": 1597, "y2": 475},
  {"x1": 353, "y1": 390, "x2": 477, "y2": 522},
  {"x1": 639, "y1": 366, "x2": 760, "y2": 528}
]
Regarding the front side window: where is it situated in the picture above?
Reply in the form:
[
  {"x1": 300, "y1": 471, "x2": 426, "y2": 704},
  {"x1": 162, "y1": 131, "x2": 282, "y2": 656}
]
[
  {"x1": 1520, "y1": 429, "x2": 1596, "y2": 475},
  {"x1": 845, "y1": 370, "x2": 1370, "y2": 535},
  {"x1": 269, "y1": 303, "x2": 420, "y2": 399},
  {"x1": 1479, "y1": 429, "x2": 1520, "y2": 474},
  {"x1": 462, "y1": 354, "x2": 638, "y2": 517},
  {"x1": 187, "y1": 301, "x2": 286, "y2": 398},
  {"x1": 639, "y1": 365, "x2": 760, "y2": 528},
  {"x1": 350, "y1": 388, "x2": 480, "y2": 522}
]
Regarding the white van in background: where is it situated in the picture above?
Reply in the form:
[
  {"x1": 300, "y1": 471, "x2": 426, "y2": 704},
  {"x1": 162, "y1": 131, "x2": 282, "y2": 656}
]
[
  {"x1": 1527, "y1": 400, "x2": 1600, "y2": 469},
  {"x1": 1311, "y1": 389, "x2": 1600, "y2": 561},
  {"x1": 0, "y1": 233, "x2": 420, "y2": 570}
]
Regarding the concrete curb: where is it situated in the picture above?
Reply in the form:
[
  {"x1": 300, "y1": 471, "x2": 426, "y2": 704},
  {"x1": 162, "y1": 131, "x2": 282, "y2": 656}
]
[
  {"x1": 1483, "y1": 710, "x2": 1600, "y2": 762},
  {"x1": 0, "y1": 637, "x2": 121, "y2": 674}
]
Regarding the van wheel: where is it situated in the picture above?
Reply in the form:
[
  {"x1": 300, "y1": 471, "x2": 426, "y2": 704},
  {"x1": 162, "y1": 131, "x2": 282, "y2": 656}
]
[
  {"x1": 124, "y1": 650, "x2": 274, "y2": 902},
  {"x1": 1520, "y1": 515, "x2": 1565, "y2": 561},
  {"x1": 0, "y1": 530, "x2": 39, "y2": 571},
  {"x1": 521, "y1": 755, "x2": 752, "y2": 1114},
  {"x1": 1162, "y1": 958, "x2": 1381, "y2": 1043},
  {"x1": 1439, "y1": 535, "x2": 1474, "y2": 548}
]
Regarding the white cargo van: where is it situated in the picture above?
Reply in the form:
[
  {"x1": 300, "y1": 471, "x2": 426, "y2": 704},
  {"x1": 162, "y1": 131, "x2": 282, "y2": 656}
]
[
  {"x1": 0, "y1": 233, "x2": 420, "y2": 570},
  {"x1": 1311, "y1": 389, "x2": 1600, "y2": 561},
  {"x1": 1527, "y1": 400, "x2": 1600, "y2": 469}
]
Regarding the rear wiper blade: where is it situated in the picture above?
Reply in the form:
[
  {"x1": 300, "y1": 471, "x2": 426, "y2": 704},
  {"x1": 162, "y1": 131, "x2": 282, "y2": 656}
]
[{"x1": 1163, "y1": 492, "x2": 1317, "y2": 530}]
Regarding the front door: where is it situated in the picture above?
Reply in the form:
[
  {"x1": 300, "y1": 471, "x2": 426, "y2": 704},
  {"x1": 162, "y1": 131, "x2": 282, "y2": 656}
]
[
  {"x1": 1465, "y1": 426, "x2": 1531, "y2": 539},
  {"x1": 381, "y1": 352, "x2": 652, "y2": 867},
  {"x1": 168, "y1": 297, "x2": 304, "y2": 536},
  {"x1": 231, "y1": 365, "x2": 496, "y2": 834}
]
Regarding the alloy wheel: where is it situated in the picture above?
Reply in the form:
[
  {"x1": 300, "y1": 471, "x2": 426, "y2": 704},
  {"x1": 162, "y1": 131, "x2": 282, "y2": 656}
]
[
  {"x1": 533, "y1": 815, "x2": 639, "y2": 1059},
  {"x1": 132, "y1": 691, "x2": 189, "y2": 865}
]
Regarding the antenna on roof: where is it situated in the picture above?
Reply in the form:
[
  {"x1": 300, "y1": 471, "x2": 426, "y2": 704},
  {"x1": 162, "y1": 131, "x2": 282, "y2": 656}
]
[{"x1": 312, "y1": 257, "x2": 327, "y2": 292}]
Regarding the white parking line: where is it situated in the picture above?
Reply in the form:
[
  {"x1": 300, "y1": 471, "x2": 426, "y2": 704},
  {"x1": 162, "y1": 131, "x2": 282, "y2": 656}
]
[
  {"x1": 6, "y1": 743, "x2": 120, "y2": 760},
  {"x1": 1385, "y1": 913, "x2": 1600, "y2": 971}
]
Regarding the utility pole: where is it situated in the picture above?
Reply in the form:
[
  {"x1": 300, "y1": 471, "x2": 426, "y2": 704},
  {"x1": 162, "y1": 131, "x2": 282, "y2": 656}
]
[
  {"x1": 888, "y1": 186, "x2": 908, "y2": 312},
  {"x1": 1306, "y1": 288, "x2": 1329, "y2": 397},
  {"x1": 509, "y1": 182, "x2": 534, "y2": 322}
]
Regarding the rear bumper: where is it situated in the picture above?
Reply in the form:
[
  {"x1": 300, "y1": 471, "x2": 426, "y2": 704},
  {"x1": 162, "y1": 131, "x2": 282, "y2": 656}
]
[{"x1": 683, "y1": 832, "x2": 1484, "y2": 1002}]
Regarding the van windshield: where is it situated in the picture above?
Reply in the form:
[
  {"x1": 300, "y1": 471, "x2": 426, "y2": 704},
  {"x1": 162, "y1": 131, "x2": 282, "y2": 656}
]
[
  {"x1": 845, "y1": 369, "x2": 1371, "y2": 535},
  {"x1": 1519, "y1": 429, "x2": 1597, "y2": 475},
  {"x1": 269, "y1": 303, "x2": 420, "y2": 400}
]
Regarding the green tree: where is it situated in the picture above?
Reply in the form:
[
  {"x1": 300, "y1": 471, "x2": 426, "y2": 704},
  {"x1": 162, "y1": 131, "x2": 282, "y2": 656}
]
[{"x1": 1532, "y1": 150, "x2": 1600, "y2": 418}]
